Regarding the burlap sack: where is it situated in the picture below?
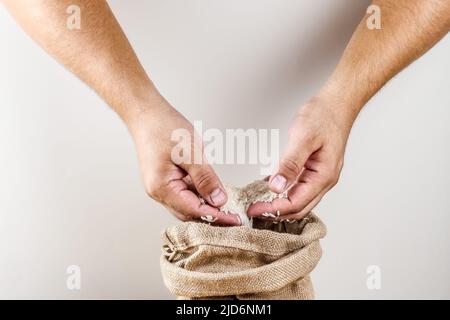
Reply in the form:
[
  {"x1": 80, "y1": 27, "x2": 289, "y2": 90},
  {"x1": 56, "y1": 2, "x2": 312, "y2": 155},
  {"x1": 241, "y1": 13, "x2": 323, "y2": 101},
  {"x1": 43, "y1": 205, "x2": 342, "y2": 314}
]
[{"x1": 160, "y1": 213, "x2": 326, "y2": 300}]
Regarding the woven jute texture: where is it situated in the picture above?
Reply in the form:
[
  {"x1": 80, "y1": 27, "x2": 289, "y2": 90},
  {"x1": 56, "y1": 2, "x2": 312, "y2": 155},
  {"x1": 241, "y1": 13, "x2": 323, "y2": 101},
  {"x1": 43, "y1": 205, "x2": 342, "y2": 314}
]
[{"x1": 160, "y1": 213, "x2": 326, "y2": 300}]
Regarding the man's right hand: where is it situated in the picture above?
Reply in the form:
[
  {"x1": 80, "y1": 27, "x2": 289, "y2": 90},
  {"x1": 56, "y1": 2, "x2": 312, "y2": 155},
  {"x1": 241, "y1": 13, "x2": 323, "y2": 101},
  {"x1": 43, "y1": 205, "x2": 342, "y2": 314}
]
[
  {"x1": 127, "y1": 93, "x2": 240, "y2": 226},
  {"x1": 1, "y1": 0, "x2": 238, "y2": 225}
]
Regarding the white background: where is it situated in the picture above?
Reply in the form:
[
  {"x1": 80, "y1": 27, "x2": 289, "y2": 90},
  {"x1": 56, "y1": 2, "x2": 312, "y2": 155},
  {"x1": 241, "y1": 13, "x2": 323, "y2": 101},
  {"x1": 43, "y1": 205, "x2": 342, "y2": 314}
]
[{"x1": 1, "y1": 0, "x2": 449, "y2": 299}]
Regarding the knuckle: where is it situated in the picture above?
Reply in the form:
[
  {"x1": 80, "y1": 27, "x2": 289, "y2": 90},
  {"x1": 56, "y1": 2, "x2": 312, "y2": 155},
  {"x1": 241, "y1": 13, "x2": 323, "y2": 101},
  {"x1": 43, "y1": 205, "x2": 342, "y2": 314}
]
[
  {"x1": 330, "y1": 173, "x2": 340, "y2": 187},
  {"x1": 280, "y1": 158, "x2": 302, "y2": 177},
  {"x1": 144, "y1": 176, "x2": 162, "y2": 200},
  {"x1": 194, "y1": 170, "x2": 216, "y2": 193},
  {"x1": 324, "y1": 170, "x2": 339, "y2": 186},
  {"x1": 322, "y1": 160, "x2": 343, "y2": 187},
  {"x1": 331, "y1": 161, "x2": 344, "y2": 185},
  {"x1": 337, "y1": 158, "x2": 344, "y2": 171}
]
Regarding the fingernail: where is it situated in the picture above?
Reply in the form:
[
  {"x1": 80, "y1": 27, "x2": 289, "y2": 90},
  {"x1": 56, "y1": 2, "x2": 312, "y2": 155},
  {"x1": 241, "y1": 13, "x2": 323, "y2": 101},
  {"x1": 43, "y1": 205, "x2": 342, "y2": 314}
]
[
  {"x1": 270, "y1": 175, "x2": 287, "y2": 193},
  {"x1": 209, "y1": 188, "x2": 226, "y2": 205}
]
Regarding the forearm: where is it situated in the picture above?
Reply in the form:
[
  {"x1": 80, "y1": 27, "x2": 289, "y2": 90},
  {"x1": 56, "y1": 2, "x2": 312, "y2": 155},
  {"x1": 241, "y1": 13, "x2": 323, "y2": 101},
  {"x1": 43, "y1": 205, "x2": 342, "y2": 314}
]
[
  {"x1": 317, "y1": 0, "x2": 450, "y2": 126},
  {"x1": 2, "y1": 0, "x2": 157, "y2": 125}
]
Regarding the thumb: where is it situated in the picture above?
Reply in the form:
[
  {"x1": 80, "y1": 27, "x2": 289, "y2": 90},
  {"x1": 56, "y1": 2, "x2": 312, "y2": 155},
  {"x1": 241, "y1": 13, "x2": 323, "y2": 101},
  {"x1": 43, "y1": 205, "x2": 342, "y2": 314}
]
[
  {"x1": 182, "y1": 162, "x2": 228, "y2": 207},
  {"x1": 269, "y1": 138, "x2": 314, "y2": 193}
]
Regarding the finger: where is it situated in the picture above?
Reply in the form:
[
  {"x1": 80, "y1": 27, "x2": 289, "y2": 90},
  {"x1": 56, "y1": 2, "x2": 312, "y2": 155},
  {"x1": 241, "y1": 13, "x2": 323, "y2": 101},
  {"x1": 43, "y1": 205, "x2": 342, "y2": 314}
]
[
  {"x1": 247, "y1": 200, "x2": 274, "y2": 217},
  {"x1": 247, "y1": 194, "x2": 296, "y2": 217},
  {"x1": 276, "y1": 189, "x2": 328, "y2": 221},
  {"x1": 182, "y1": 175, "x2": 194, "y2": 186},
  {"x1": 164, "y1": 178, "x2": 240, "y2": 226},
  {"x1": 179, "y1": 161, "x2": 228, "y2": 208},
  {"x1": 269, "y1": 134, "x2": 317, "y2": 194},
  {"x1": 281, "y1": 167, "x2": 327, "y2": 214},
  {"x1": 165, "y1": 204, "x2": 241, "y2": 226},
  {"x1": 248, "y1": 167, "x2": 329, "y2": 217}
]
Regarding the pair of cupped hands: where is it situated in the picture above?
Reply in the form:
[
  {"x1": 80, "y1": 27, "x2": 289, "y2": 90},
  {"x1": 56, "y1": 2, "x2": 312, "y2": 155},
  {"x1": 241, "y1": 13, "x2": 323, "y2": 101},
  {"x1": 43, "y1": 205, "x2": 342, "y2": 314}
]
[{"x1": 127, "y1": 91, "x2": 353, "y2": 226}]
